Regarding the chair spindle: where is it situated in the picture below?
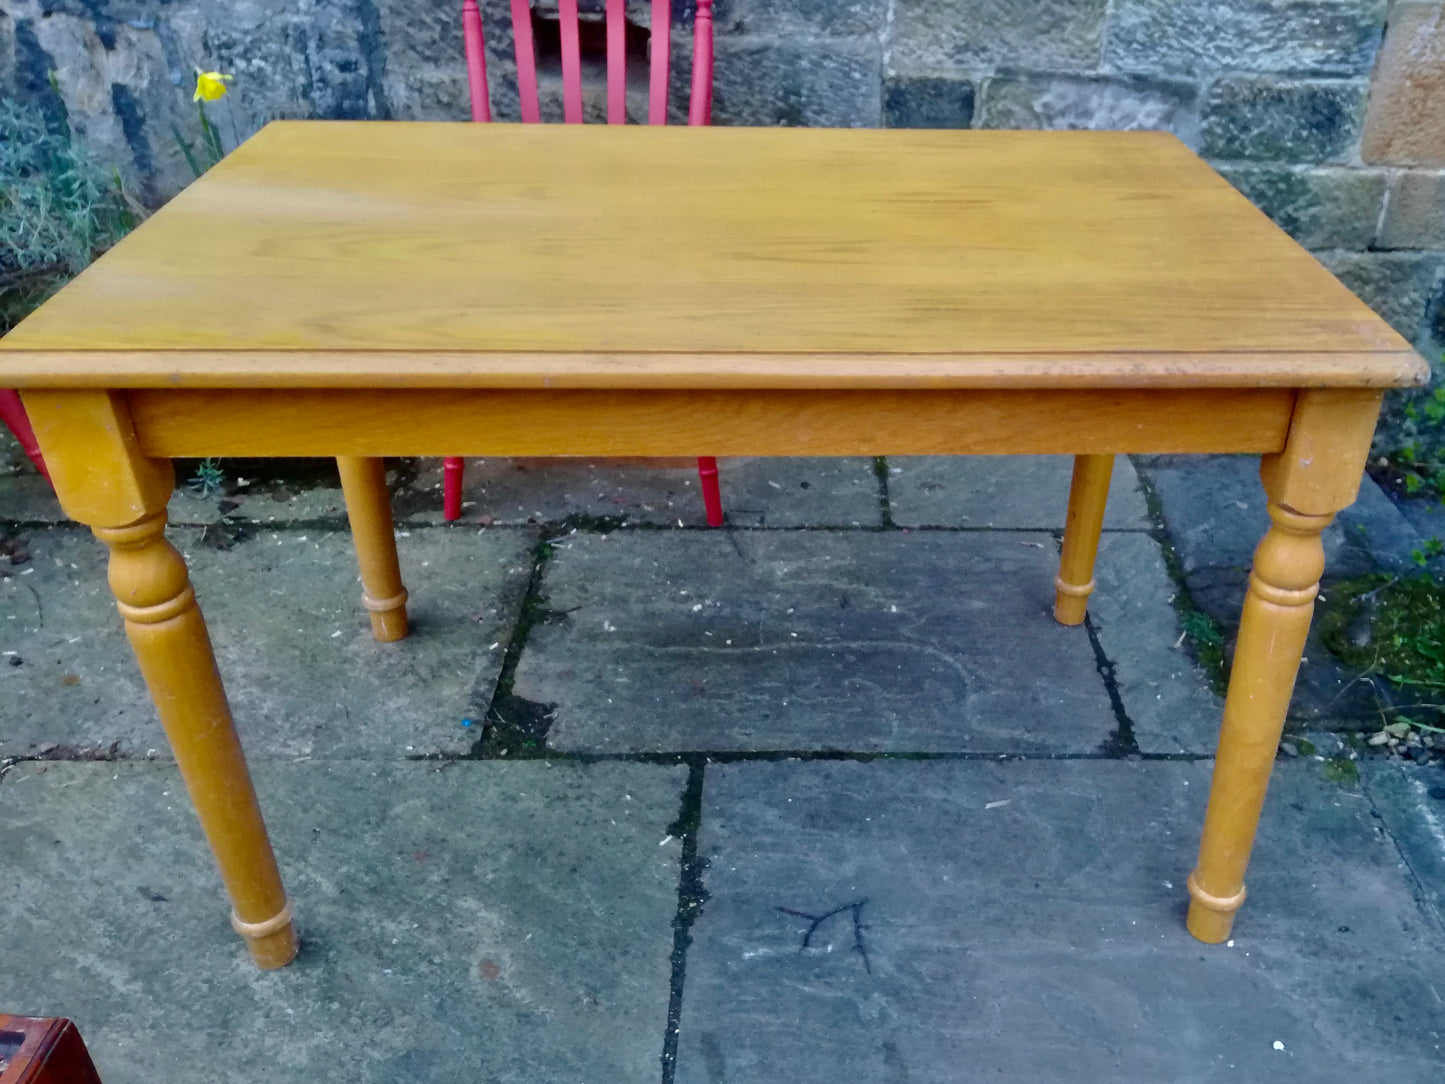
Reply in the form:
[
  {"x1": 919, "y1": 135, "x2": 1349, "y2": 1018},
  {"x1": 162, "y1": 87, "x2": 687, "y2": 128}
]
[
  {"x1": 510, "y1": 0, "x2": 542, "y2": 122},
  {"x1": 606, "y1": 0, "x2": 626, "y2": 123},
  {"x1": 559, "y1": 0, "x2": 584, "y2": 123},
  {"x1": 689, "y1": 0, "x2": 713, "y2": 126},
  {"x1": 462, "y1": 0, "x2": 492, "y2": 121},
  {"x1": 648, "y1": 0, "x2": 671, "y2": 124}
]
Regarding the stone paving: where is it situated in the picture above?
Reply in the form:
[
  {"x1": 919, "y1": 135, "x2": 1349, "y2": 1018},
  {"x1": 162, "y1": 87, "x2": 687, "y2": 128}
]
[{"x1": 2, "y1": 439, "x2": 1444, "y2": 1082}]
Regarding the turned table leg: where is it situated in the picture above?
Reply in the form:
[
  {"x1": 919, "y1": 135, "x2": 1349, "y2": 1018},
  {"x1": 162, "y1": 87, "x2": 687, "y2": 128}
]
[
  {"x1": 337, "y1": 456, "x2": 409, "y2": 642},
  {"x1": 1186, "y1": 389, "x2": 1384, "y2": 942},
  {"x1": 1054, "y1": 454, "x2": 1113, "y2": 625},
  {"x1": 21, "y1": 390, "x2": 297, "y2": 969}
]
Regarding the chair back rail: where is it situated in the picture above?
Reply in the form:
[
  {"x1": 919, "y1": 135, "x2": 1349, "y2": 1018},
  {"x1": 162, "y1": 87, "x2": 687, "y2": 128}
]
[
  {"x1": 461, "y1": 0, "x2": 714, "y2": 127},
  {"x1": 448, "y1": 1, "x2": 723, "y2": 527}
]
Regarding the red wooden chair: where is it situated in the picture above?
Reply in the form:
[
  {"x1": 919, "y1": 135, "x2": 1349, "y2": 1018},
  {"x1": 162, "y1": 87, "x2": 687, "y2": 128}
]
[
  {"x1": 0, "y1": 391, "x2": 50, "y2": 484},
  {"x1": 0, "y1": 1015, "x2": 103, "y2": 1083},
  {"x1": 444, "y1": 0, "x2": 723, "y2": 526}
]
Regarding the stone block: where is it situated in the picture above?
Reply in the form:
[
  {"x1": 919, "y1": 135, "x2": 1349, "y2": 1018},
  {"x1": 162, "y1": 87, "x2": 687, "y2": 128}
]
[
  {"x1": 1216, "y1": 165, "x2": 1386, "y2": 249},
  {"x1": 889, "y1": 0, "x2": 1107, "y2": 74},
  {"x1": 882, "y1": 75, "x2": 974, "y2": 129},
  {"x1": 1378, "y1": 169, "x2": 1445, "y2": 249},
  {"x1": 1201, "y1": 77, "x2": 1368, "y2": 163},
  {"x1": 1106, "y1": 0, "x2": 1387, "y2": 77},
  {"x1": 1361, "y1": 2, "x2": 1445, "y2": 165},
  {"x1": 712, "y1": 35, "x2": 881, "y2": 127},
  {"x1": 714, "y1": 0, "x2": 889, "y2": 36},
  {"x1": 677, "y1": 758, "x2": 1445, "y2": 1082},
  {"x1": 376, "y1": 0, "x2": 476, "y2": 121},
  {"x1": 0, "y1": 759, "x2": 686, "y2": 1083},
  {"x1": 1318, "y1": 250, "x2": 1445, "y2": 341},
  {"x1": 7, "y1": 0, "x2": 413, "y2": 202},
  {"x1": 978, "y1": 71, "x2": 1198, "y2": 145},
  {"x1": 517, "y1": 530, "x2": 1119, "y2": 754}
]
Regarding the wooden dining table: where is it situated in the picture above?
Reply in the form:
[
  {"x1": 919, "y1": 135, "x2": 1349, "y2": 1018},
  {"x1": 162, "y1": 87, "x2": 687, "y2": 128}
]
[{"x1": 1, "y1": 121, "x2": 1428, "y2": 970}]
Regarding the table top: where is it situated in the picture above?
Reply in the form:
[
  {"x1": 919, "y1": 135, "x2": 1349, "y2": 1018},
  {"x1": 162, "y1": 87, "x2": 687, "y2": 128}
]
[{"x1": 0, "y1": 121, "x2": 1426, "y2": 391}]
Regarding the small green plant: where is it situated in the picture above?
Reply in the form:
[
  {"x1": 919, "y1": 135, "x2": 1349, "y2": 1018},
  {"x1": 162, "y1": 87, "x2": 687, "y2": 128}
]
[
  {"x1": 0, "y1": 98, "x2": 141, "y2": 331},
  {"x1": 1411, "y1": 536, "x2": 1445, "y2": 568},
  {"x1": 1319, "y1": 574, "x2": 1445, "y2": 731},
  {"x1": 1395, "y1": 385, "x2": 1445, "y2": 500},
  {"x1": 1404, "y1": 385, "x2": 1445, "y2": 428},
  {"x1": 187, "y1": 458, "x2": 226, "y2": 498},
  {"x1": 1322, "y1": 756, "x2": 1359, "y2": 784},
  {"x1": 1176, "y1": 606, "x2": 1228, "y2": 692}
]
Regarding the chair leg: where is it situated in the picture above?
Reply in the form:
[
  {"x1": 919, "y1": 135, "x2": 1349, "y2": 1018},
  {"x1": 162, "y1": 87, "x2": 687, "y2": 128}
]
[
  {"x1": 443, "y1": 456, "x2": 465, "y2": 521},
  {"x1": 697, "y1": 456, "x2": 723, "y2": 527},
  {"x1": 1, "y1": 388, "x2": 52, "y2": 482},
  {"x1": 337, "y1": 456, "x2": 410, "y2": 642},
  {"x1": 1054, "y1": 454, "x2": 1112, "y2": 625}
]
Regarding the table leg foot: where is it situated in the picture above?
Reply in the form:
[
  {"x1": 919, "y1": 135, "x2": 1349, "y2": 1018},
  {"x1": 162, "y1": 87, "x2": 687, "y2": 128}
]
[
  {"x1": 338, "y1": 456, "x2": 410, "y2": 642},
  {"x1": 232, "y1": 900, "x2": 299, "y2": 969},
  {"x1": 1185, "y1": 872, "x2": 1246, "y2": 943},
  {"x1": 1053, "y1": 454, "x2": 1112, "y2": 625}
]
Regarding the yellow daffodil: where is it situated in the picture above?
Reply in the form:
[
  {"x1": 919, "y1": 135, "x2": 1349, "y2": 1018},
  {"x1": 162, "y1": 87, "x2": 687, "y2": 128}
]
[{"x1": 193, "y1": 69, "x2": 232, "y2": 102}]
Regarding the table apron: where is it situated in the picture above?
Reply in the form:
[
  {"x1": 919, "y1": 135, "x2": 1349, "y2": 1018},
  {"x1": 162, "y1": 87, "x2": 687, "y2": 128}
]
[{"x1": 126, "y1": 386, "x2": 1296, "y2": 459}]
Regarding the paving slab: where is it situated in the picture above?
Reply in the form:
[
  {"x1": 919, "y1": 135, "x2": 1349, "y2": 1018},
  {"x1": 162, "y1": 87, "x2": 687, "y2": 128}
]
[
  {"x1": 1135, "y1": 453, "x2": 1428, "y2": 587},
  {"x1": 396, "y1": 456, "x2": 883, "y2": 528},
  {"x1": 676, "y1": 759, "x2": 1445, "y2": 1084},
  {"x1": 887, "y1": 454, "x2": 1151, "y2": 529},
  {"x1": 518, "y1": 530, "x2": 1119, "y2": 754},
  {"x1": 0, "y1": 758, "x2": 686, "y2": 1084},
  {"x1": 1, "y1": 525, "x2": 532, "y2": 758},
  {"x1": 1359, "y1": 758, "x2": 1445, "y2": 925},
  {"x1": 1088, "y1": 532, "x2": 1224, "y2": 754}
]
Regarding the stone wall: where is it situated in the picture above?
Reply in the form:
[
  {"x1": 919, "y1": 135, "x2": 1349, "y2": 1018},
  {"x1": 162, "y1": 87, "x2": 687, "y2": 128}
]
[{"x1": 2, "y1": 0, "x2": 1443, "y2": 382}]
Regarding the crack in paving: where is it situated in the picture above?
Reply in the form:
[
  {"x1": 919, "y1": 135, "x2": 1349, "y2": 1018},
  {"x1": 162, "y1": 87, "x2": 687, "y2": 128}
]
[
  {"x1": 418, "y1": 749, "x2": 1216, "y2": 766},
  {"x1": 1129, "y1": 458, "x2": 1233, "y2": 695},
  {"x1": 777, "y1": 897, "x2": 872, "y2": 974},
  {"x1": 660, "y1": 759, "x2": 708, "y2": 1084},
  {"x1": 873, "y1": 455, "x2": 895, "y2": 529},
  {"x1": 468, "y1": 532, "x2": 560, "y2": 759},
  {"x1": 1085, "y1": 612, "x2": 1141, "y2": 758},
  {"x1": 1359, "y1": 767, "x2": 1445, "y2": 938}
]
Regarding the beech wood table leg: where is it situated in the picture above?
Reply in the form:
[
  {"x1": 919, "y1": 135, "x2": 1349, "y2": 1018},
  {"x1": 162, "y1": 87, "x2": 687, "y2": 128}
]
[
  {"x1": 1187, "y1": 389, "x2": 1383, "y2": 942},
  {"x1": 337, "y1": 456, "x2": 410, "y2": 642},
  {"x1": 1054, "y1": 453, "x2": 1112, "y2": 625},
  {"x1": 20, "y1": 389, "x2": 297, "y2": 970}
]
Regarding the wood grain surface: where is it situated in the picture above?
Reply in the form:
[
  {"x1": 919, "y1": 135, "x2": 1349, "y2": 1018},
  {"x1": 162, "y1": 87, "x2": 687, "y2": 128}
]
[{"x1": 0, "y1": 122, "x2": 1427, "y2": 389}]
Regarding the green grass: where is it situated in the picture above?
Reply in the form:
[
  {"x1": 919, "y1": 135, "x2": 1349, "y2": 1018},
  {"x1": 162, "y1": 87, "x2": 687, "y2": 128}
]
[
  {"x1": 1318, "y1": 573, "x2": 1445, "y2": 726},
  {"x1": 0, "y1": 98, "x2": 141, "y2": 333}
]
